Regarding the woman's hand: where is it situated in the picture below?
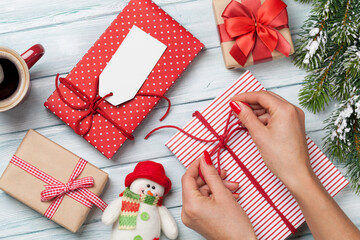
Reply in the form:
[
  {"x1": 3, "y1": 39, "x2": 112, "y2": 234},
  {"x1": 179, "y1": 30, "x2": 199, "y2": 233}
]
[
  {"x1": 181, "y1": 151, "x2": 257, "y2": 240},
  {"x1": 230, "y1": 91, "x2": 360, "y2": 240},
  {"x1": 230, "y1": 91, "x2": 312, "y2": 191}
]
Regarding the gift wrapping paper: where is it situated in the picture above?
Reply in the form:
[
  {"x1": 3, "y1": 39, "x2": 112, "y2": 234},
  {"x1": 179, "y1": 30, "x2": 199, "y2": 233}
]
[
  {"x1": 0, "y1": 129, "x2": 108, "y2": 232},
  {"x1": 166, "y1": 71, "x2": 348, "y2": 240},
  {"x1": 213, "y1": 0, "x2": 295, "y2": 68},
  {"x1": 45, "y1": 0, "x2": 204, "y2": 159}
]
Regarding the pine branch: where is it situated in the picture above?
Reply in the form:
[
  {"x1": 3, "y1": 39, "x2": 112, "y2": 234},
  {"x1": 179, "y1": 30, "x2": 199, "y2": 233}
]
[
  {"x1": 324, "y1": 93, "x2": 360, "y2": 193},
  {"x1": 329, "y1": 0, "x2": 359, "y2": 46},
  {"x1": 293, "y1": 16, "x2": 328, "y2": 70},
  {"x1": 343, "y1": 44, "x2": 360, "y2": 79},
  {"x1": 347, "y1": 157, "x2": 360, "y2": 194},
  {"x1": 299, "y1": 45, "x2": 344, "y2": 113},
  {"x1": 293, "y1": 0, "x2": 342, "y2": 70},
  {"x1": 331, "y1": 70, "x2": 351, "y2": 101},
  {"x1": 296, "y1": 0, "x2": 360, "y2": 195},
  {"x1": 332, "y1": 44, "x2": 360, "y2": 101}
]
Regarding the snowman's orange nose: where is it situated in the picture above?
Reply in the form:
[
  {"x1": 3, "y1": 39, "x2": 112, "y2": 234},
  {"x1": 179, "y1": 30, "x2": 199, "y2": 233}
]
[{"x1": 147, "y1": 190, "x2": 153, "y2": 196}]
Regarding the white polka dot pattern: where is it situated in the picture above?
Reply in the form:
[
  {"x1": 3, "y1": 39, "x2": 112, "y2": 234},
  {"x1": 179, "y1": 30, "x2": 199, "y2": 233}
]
[{"x1": 44, "y1": 0, "x2": 204, "y2": 159}]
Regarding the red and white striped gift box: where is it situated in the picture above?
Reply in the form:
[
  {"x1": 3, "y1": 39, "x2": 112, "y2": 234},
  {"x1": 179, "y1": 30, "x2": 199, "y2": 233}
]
[{"x1": 166, "y1": 71, "x2": 348, "y2": 240}]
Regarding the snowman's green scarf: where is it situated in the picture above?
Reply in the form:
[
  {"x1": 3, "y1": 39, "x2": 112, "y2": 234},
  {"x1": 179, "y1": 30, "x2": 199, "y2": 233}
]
[{"x1": 118, "y1": 187, "x2": 163, "y2": 230}]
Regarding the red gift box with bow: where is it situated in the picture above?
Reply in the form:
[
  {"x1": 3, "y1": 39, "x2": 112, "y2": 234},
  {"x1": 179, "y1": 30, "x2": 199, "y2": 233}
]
[
  {"x1": 44, "y1": 0, "x2": 204, "y2": 159},
  {"x1": 213, "y1": 0, "x2": 295, "y2": 68}
]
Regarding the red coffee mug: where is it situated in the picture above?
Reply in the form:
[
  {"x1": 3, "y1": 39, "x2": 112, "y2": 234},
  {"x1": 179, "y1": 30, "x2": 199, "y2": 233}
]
[{"x1": 0, "y1": 44, "x2": 45, "y2": 112}]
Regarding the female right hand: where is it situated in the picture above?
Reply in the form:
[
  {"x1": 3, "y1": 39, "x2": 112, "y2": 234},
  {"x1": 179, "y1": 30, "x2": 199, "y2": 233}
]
[
  {"x1": 230, "y1": 91, "x2": 360, "y2": 240},
  {"x1": 230, "y1": 91, "x2": 312, "y2": 192}
]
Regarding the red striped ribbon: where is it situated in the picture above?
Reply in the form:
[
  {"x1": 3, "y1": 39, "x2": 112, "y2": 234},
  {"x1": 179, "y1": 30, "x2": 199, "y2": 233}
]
[
  {"x1": 10, "y1": 155, "x2": 107, "y2": 219},
  {"x1": 145, "y1": 110, "x2": 297, "y2": 234}
]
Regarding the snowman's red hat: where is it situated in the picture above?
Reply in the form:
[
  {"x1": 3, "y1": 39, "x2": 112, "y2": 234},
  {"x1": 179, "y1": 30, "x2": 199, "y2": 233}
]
[{"x1": 125, "y1": 161, "x2": 172, "y2": 195}]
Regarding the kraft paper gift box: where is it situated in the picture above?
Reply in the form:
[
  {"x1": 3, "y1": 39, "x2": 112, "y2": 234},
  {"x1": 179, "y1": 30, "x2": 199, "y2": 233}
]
[
  {"x1": 213, "y1": 0, "x2": 295, "y2": 68},
  {"x1": 163, "y1": 71, "x2": 348, "y2": 239},
  {"x1": 44, "y1": 0, "x2": 204, "y2": 159},
  {"x1": 0, "y1": 129, "x2": 108, "y2": 232}
]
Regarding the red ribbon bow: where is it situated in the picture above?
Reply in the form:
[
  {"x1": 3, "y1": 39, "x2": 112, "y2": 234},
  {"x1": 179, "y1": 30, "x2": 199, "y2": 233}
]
[
  {"x1": 55, "y1": 74, "x2": 171, "y2": 139},
  {"x1": 221, "y1": 0, "x2": 291, "y2": 66},
  {"x1": 145, "y1": 110, "x2": 297, "y2": 234},
  {"x1": 41, "y1": 176, "x2": 94, "y2": 201},
  {"x1": 10, "y1": 156, "x2": 107, "y2": 219}
]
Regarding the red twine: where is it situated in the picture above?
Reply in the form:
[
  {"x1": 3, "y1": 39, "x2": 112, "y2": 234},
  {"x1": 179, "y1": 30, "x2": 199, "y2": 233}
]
[
  {"x1": 145, "y1": 110, "x2": 297, "y2": 234},
  {"x1": 10, "y1": 155, "x2": 107, "y2": 219},
  {"x1": 55, "y1": 74, "x2": 172, "y2": 138}
]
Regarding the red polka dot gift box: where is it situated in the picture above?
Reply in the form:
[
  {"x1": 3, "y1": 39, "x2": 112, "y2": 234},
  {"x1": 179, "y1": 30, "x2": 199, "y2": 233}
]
[{"x1": 44, "y1": 0, "x2": 204, "y2": 159}]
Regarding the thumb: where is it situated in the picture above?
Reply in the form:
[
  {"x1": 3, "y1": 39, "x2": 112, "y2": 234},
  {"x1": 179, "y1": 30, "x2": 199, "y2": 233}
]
[
  {"x1": 199, "y1": 151, "x2": 230, "y2": 197},
  {"x1": 229, "y1": 101, "x2": 266, "y2": 139}
]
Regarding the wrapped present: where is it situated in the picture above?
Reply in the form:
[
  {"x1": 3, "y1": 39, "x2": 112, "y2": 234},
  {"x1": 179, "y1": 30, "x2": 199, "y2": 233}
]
[
  {"x1": 0, "y1": 129, "x2": 108, "y2": 232},
  {"x1": 147, "y1": 71, "x2": 348, "y2": 240},
  {"x1": 213, "y1": 0, "x2": 295, "y2": 68},
  {"x1": 44, "y1": 0, "x2": 204, "y2": 159}
]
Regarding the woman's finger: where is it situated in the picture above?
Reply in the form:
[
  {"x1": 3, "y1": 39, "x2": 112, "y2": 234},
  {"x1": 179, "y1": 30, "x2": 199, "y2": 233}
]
[
  {"x1": 231, "y1": 91, "x2": 284, "y2": 112},
  {"x1": 182, "y1": 158, "x2": 202, "y2": 204},
  {"x1": 198, "y1": 180, "x2": 240, "y2": 197},
  {"x1": 258, "y1": 113, "x2": 271, "y2": 125},
  {"x1": 196, "y1": 169, "x2": 227, "y2": 187},
  {"x1": 253, "y1": 108, "x2": 267, "y2": 117},
  {"x1": 224, "y1": 181, "x2": 240, "y2": 192},
  {"x1": 199, "y1": 185, "x2": 211, "y2": 197},
  {"x1": 199, "y1": 151, "x2": 230, "y2": 197},
  {"x1": 267, "y1": 91, "x2": 288, "y2": 103},
  {"x1": 249, "y1": 104, "x2": 263, "y2": 110}
]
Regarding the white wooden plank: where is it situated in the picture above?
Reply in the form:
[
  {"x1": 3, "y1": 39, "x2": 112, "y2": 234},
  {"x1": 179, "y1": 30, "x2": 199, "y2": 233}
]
[{"x1": 0, "y1": 0, "x2": 359, "y2": 239}]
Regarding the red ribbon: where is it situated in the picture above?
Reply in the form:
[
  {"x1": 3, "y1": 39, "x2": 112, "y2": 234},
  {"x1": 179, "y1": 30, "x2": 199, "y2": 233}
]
[
  {"x1": 219, "y1": 0, "x2": 291, "y2": 66},
  {"x1": 55, "y1": 74, "x2": 172, "y2": 138},
  {"x1": 145, "y1": 111, "x2": 297, "y2": 234},
  {"x1": 41, "y1": 176, "x2": 94, "y2": 202},
  {"x1": 10, "y1": 155, "x2": 107, "y2": 219}
]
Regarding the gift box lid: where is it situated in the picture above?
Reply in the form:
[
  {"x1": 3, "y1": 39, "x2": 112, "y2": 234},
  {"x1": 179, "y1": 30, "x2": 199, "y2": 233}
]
[{"x1": 0, "y1": 129, "x2": 108, "y2": 232}]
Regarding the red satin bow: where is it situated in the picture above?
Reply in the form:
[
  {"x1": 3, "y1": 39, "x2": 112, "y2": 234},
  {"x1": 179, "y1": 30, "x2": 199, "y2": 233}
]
[
  {"x1": 41, "y1": 176, "x2": 94, "y2": 201},
  {"x1": 55, "y1": 74, "x2": 171, "y2": 139},
  {"x1": 222, "y1": 0, "x2": 291, "y2": 66}
]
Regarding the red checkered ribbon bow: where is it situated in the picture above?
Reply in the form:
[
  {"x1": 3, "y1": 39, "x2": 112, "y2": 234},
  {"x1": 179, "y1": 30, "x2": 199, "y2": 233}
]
[
  {"x1": 40, "y1": 176, "x2": 94, "y2": 201},
  {"x1": 10, "y1": 155, "x2": 107, "y2": 219}
]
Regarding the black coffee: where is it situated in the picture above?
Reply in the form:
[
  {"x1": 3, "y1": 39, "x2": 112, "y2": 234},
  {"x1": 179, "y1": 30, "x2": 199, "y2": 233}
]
[{"x1": 0, "y1": 58, "x2": 20, "y2": 100}]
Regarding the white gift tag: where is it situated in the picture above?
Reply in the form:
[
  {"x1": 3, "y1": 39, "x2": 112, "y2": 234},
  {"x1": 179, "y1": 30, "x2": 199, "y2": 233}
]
[{"x1": 99, "y1": 25, "x2": 167, "y2": 105}]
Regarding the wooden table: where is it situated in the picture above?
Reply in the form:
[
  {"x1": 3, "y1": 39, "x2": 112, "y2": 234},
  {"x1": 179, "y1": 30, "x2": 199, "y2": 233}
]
[{"x1": 0, "y1": 0, "x2": 359, "y2": 239}]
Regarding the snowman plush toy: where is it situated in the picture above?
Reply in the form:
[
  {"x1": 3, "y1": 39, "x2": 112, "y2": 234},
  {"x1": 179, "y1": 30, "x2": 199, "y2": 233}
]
[{"x1": 102, "y1": 161, "x2": 178, "y2": 240}]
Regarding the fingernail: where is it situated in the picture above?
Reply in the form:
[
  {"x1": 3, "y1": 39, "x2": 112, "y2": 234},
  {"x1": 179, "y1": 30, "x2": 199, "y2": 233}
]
[
  {"x1": 203, "y1": 150, "x2": 212, "y2": 165},
  {"x1": 230, "y1": 101, "x2": 241, "y2": 114}
]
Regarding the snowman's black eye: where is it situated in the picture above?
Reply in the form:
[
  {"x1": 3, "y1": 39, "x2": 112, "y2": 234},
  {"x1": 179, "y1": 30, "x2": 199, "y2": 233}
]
[
  {"x1": 147, "y1": 184, "x2": 150, "y2": 188},
  {"x1": 152, "y1": 186, "x2": 156, "y2": 190}
]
